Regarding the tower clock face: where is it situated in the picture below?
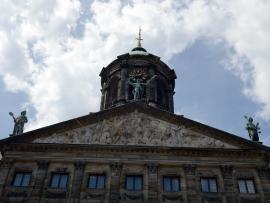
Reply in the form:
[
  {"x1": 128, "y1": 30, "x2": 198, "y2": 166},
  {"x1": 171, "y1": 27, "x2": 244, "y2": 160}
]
[{"x1": 129, "y1": 69, "x2": 147, "y2": 80}]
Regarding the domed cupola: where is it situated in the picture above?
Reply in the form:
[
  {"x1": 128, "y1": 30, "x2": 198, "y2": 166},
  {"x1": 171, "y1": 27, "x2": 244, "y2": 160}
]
[{"x1": 99, "y1": 29, "x2": 177, "y2": 113}]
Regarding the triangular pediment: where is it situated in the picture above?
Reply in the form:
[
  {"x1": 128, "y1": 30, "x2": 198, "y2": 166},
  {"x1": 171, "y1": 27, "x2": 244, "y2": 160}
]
[
  {"x1": 0, "y1": 103, "x2": 267, "y2": 150},
  {"x1": 31, "y1": 111, "x2": 237, "y2": 149}
]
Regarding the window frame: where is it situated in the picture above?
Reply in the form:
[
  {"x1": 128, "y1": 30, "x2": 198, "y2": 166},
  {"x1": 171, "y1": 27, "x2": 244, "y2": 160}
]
[
  {"x1": 237, "y1": 179, "x2": 256, "y2": 194},
  {"x1": 200, "y1": 177, "x2": 218, "y2": 193},
  {"x1": 49, "y1": 172, "x2": 69, "y2": 189},
  {"x1": 163, "y1": 176, "x2": 181, "y2": 192},
  {"x1": 125, "y1": 175, "x2": 143, "y2": 191},
  {"x1": 87, "y1": 174, "x2": 106, "y2": 190},
  {"x1": 12, "y1": 172, "x2": 32, "y2": 187}
]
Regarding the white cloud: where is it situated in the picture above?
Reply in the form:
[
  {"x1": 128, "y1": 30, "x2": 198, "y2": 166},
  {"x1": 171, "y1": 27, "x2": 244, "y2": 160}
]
[{"x1": 0, "y1": 0, "x2": 270, "y2": 132}]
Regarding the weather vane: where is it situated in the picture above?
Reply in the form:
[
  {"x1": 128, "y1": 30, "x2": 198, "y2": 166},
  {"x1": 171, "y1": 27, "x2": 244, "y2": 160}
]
[{"x1": 136, "y1": 27, "x2": 143, "y2": 47}]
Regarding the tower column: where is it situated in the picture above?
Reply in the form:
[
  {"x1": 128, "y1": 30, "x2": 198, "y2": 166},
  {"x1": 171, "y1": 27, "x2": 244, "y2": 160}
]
[{"x1": 118, "y1": 67, "x2": 127, "y2": 104}]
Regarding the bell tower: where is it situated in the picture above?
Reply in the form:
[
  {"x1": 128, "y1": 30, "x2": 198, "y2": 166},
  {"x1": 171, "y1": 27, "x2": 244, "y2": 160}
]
[{"x1": 99, "y1": 30, "x2": 177, "y2": 113}]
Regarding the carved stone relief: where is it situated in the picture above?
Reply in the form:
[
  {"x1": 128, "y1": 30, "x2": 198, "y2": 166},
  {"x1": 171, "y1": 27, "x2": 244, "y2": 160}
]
[{"x1": 33, "y1": 112, "x2": 237, "y2": 149}]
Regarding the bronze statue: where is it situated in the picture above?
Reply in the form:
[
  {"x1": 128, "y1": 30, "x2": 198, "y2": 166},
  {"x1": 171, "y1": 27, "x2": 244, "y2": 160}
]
[
  {"x1": 128, "y1": 78, "x2": 146, "y2": 100},
  {"x1": 244, "y1": 116, "x2": 261, "y2": 142},
  {"x1": 9, "y1": 110, "x2": 28, "y2": 136}
]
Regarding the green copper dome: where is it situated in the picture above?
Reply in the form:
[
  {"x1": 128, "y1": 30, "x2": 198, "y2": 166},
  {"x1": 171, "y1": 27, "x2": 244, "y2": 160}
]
[{"x1": 131, "y1": 46, "x2": 147, "y2": 52}]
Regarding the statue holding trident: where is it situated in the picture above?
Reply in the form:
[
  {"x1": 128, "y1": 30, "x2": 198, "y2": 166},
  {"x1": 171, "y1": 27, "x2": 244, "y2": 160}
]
[
  {"x1": 9, "y1": 110, "x2": 28, "y2": 136},
  {"x1": 244, "y1": 116, "x2": 261, "y2": 142},
  {"x1": 128, "y1": 78, "x2": 146, "y2": 100}
]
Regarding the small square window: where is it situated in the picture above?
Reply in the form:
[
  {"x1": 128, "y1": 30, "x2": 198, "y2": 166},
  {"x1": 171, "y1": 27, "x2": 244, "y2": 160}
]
[
  {"x1": 50, "y1": 173, "x2": 68, "y2": 189},
  {"x1": 126, "y1": 175, "x2": 143, "y2": 191},
  {"x1": 238, "y1": 179, "x2": 256, "y2": 194},
  {"x1": 88, "y1": 175, "x2": 106, "y2": 189},
  {"x1": 12, "y1": 172, "x2": 31, "y2": 187},
  {"x1": 200, "y1": 178, "x2": 218, "y2": 193},
  {"x1": 163, "y1": 176, "x2": 181, "y2": 192}
]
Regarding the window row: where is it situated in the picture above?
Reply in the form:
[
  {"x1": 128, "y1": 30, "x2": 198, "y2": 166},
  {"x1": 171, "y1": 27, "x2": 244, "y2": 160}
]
[{"x1": 12, "y1": 172, "x2": 257, "y2": 194}]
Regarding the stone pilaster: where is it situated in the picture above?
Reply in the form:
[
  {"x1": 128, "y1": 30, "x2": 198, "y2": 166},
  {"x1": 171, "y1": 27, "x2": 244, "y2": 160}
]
[
  {"x1": 0, "y1": 158, "x2": 13, "y2": 199},
  {"x1": 109, "y1": 162, "x2": 122, "y2": 203},
  {"x1": 119, "y1": 67, "x2": 127, "y2": 103},
  {"x1": 220, "y1": 165, "x2": 237, "y2": 203},
  {"x1": 70, "y1": 161, "x2": 86, "y2": 203},
  {"x1": 147, "y1": 163, "x2": 158, "y2": 202},
  {"x1": 31, "y1": 160, "x2": 49, "y2": 201},
  {"x1": 183, "y1": 164, "x2": 200, "y2": 203},
  {"x1": 257, "y1": 166, "x2": 270, "y2": 203}
]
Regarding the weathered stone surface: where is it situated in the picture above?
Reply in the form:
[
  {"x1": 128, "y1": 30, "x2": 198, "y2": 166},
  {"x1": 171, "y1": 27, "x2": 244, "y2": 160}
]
[{"x1": 33, "y1": 112, "x2": 237, "y2": 149}]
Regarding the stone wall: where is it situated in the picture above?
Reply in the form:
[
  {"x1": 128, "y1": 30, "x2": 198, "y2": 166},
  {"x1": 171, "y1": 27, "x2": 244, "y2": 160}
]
[{"x1": 0, "y1": 149, "x2": 269, "y2": 203}]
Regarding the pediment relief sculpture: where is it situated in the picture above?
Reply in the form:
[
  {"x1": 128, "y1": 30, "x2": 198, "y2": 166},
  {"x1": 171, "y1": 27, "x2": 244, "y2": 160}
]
[{"x1": 33, "y1": 112, "x2": 237, "y2": 149}]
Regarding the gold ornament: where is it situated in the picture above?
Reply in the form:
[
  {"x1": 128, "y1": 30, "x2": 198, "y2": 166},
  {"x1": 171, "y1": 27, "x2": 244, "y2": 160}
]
[{"x1": 129, "y1": 69, "x2": 147, "y2": 80}]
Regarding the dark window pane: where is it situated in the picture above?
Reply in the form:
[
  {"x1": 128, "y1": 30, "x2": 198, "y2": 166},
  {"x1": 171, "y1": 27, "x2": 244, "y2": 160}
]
[
  {"x1": 59, "y1": 175, "x2": 68, "y2": 189},
  {"x1": 89, "y1": 175, "x2": 97, "y2": 189},
  {"x1": 51, "y1": 174, "x2": 60, "y2": 188},
  {"x1": 163, "y1": 177, "x2": 171, "y2": 192},
  {"x1": 201, "y1": 179, "x2": 209, "y2": 192},
  {"x1": 97, "y1": 176, "x2": 105, "y2": 189},
  {"x1": 134, "y1": 176, "x2": 142, "y2": 191},
  {"x1": 172, "y1": 178, "x2": 180, "y2": 192},
  {"x1": 126, "y1": 176, "x2": 133, "y2": 190},
  {"x1": 13, "y1": 173, "x2": 23, "y2": 186},
  {"x1": 238, "y1": 180, "x2": 247, "y2": 193},
  {"x1": 21, "y1": 173, "x2": 31, "y2": 186},
  {"x1": 246, "y1": 180, "x2": 255, "y2": 194},
  {"x1": 209, "y1": 179, "x2": 217, "y2": 192}
]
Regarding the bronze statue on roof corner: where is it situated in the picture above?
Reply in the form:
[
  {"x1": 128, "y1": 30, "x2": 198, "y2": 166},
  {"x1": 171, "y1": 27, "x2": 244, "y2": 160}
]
[
  {"x1": 9, "y1": 110, "x2": 28, "y2": 136},
  {"x1": 244, "y1": 115, "x2": 261, "y2": 142}
]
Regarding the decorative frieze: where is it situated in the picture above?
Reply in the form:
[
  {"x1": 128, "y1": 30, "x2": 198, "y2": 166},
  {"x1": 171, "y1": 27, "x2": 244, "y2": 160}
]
[
  {"x1": 183, "y1": 164, "x2": 196, "y2": 176},
  {"x1": 74, "y1": 160, "x2": 86, "y2": 170},
  {"x1": 220, "y1": 165, "x2": 233, "y2": 178},
  {"x1": 110, "y1": 162, "x2": 122, "y2": 176},
  {"x1": 257, "y1": 166, "x2": 269, "y2": 179},
  {"x1": 147, "y1": 163, "x2": 158, "y2": 174},
  {"x1": 37, "y1": 160, "x2": 49, "y2": 170},
  {"x1": 33, "y1": 112, "x2": 237, "y2": 149}
]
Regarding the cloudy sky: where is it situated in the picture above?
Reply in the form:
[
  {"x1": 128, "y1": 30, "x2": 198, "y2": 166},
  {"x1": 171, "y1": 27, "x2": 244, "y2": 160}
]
[{"x1": 0, "y1": 0, "x2": 270, "y2": 145}]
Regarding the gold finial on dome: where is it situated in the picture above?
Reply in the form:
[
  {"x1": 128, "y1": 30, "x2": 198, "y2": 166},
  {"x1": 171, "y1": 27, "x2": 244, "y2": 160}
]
[{"x1": 136, "y1": 27, "x2": 143, "y2": 47}]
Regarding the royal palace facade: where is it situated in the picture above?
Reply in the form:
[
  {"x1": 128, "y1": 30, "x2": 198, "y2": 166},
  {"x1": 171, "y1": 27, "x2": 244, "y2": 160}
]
[{"x1": 0, "y1": 36, "x2": 270, "y2": 203}]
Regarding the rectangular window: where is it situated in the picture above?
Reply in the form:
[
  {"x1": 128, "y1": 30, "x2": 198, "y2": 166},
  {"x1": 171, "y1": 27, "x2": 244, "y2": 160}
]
[
  {"x1": 12, "y1": 172, "x2": 31, "y2": 187},
  {"x1": 126, "y1": 175, "x2": 143, "y2": 191},
  {"x1": 50, "y1": 173, "x2": 68, "y2": 189},
  {"x1": 201, "y1": 178, "x2": 218, "y2": 193},
  {"x1": 88, "y1": 175, "x2": 106, "y2": 189},
  {"x1": 163, "y1": 176, "x2": 181, "y2": 192},
  {"x1": 238, "y1": 179, "x2": 256, "y2": 194}
]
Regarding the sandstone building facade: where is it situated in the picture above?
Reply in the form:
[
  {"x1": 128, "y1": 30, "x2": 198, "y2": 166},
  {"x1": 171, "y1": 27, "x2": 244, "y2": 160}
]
[{"x1": 0, "y1": 42, "x2": 270, "y2": 203}]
